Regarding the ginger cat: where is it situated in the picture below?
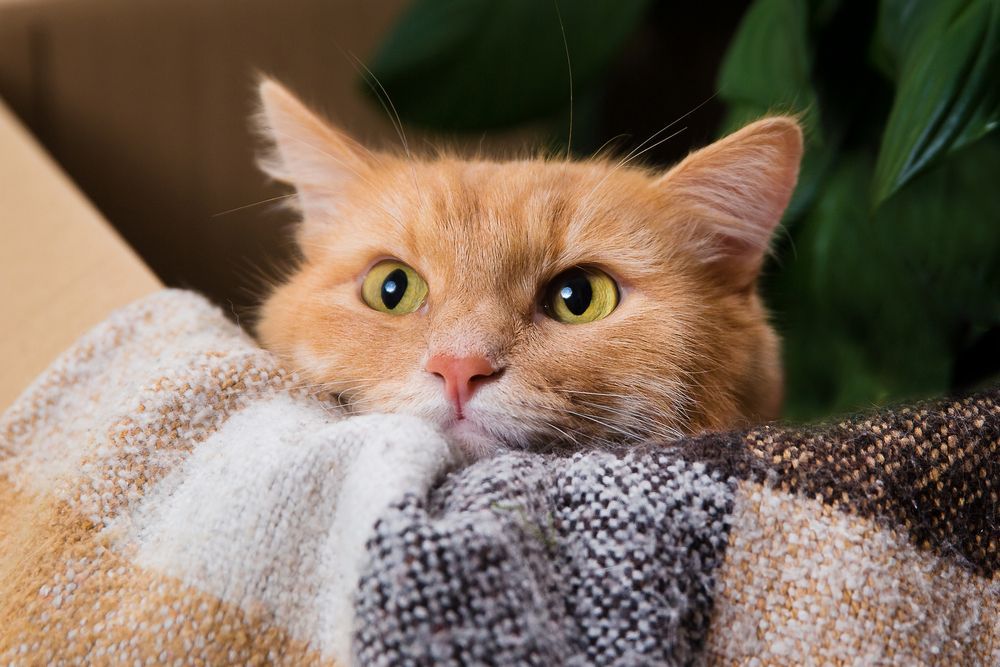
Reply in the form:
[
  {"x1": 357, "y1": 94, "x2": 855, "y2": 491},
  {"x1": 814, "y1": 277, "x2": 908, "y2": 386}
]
[{"x1": 254, "y1": 79, "x2": 802, "y2": 458}]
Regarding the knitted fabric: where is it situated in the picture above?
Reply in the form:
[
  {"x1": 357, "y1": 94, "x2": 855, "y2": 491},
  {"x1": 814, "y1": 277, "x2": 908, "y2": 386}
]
[
  {"x1": 355, "y1": 454, "x2": 736, "y2": 666},
  {"x1": 1, "y1": 290, "x2": 997, "y2": 665},
  {"x1": 0, "y1": 290, "x2": 454, "y2": 665},
  {"x1": 354, "y1": 408, "x2": 1000, "y2": 665}
]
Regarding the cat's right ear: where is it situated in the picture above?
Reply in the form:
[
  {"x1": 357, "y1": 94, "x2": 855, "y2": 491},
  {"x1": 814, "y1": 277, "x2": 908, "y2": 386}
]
[
  {"x1": 255, "y1": 78, "x2": 375, "y2": 225},
  {"x1": 656, "y1": 117, "x2": 802, "y2": 289}
]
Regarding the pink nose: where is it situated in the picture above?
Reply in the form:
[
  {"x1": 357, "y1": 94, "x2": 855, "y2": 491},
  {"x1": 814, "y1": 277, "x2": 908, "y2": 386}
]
[{"x1": 425, "y1": 354, "x2": 500, "y2": 416}]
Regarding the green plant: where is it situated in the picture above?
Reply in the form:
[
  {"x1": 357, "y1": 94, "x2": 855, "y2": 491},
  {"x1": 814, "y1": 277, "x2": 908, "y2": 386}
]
[
  {"x1": 366, "y1": 0, "x2": 649, "y2": 133},
  {"x1": 719, "y1": 0, "x2": 1000, "y2": 418},
  {"x1": 365, "y1": 0, "x2": 1000, "y2": 420}
]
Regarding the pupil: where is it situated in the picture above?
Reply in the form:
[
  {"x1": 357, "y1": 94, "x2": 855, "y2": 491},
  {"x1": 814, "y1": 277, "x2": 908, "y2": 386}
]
[
  {"x1": 560, "y1": 274, "x2": 592, "y2": 316},
  {"x1": 381, "y1": 268, "x2": 408, "y2": 309}
]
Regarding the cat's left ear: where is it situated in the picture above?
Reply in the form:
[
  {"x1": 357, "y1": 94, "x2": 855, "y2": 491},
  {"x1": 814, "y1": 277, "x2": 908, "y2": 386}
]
[
  {"x1": 657, "y1": 117, "x2": 803, "y2": 287},
  {"x1": 255, "y1": 77, "x2": 376, "y2": 226}
]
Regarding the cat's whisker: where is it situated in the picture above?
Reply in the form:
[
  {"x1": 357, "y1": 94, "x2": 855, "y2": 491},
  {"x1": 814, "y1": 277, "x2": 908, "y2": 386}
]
[
  {"x1": 574, "y1": 126, "x2": 689, "y2": 226},
  {"x1": 327, "y1": 383, "x2": 379, "y2": 397},
  {"x1": 534, "y1": 422, "x2": 600, "y2": 453},
  {"x1": 333, "y1": 391, "x2": 387, "y2": 415},
  {"x1": 556, "y1": 388, "x2": 635, "y2": 400},
  {"x1": 212, "y1": 193, "x2": 298, "y2": 218},
  {"x1": 313, "y1": 401, "x2": 344, "y2": 419},
  {"x1": 330, "y1": 380, "x2": 379, "y2": 392},
  {"x1": 344, "y1": 51, "x2": 411, "y2": 160},
  {"x1": 295, "y1": 382, "x2": 380, "y2": 406},
  {"x1": 590, "y1": 133, "x2": 632, "y2": 160},
  {"x1": 339, "y1": 390, "x2": 388, "y2": 410},
  {"x1": 618, "y1": 126, "x2": 688, "y2": 170},
  {"x1": 286, "y1": 376, "x2": 377, "y2": 386},
  {"x1": 564, "y1": 396, "x2": 669, "y2": 426},
  {"x1": 616, "y1": 93, "x2": 716, "y2": 167},
  {"x1": 318, "y1": 383, "x2": 374, "y2": 401},
  {"x1": 564, "y1": 409, "x2": 639, "y2": 440},
  {"x1": 575, "y1": 93, "x2": 717, "y2": 223},
  {"x1": 345, "y1": 51, "x2": 427, "y2": 209},
  {"x1": 552, "y1": 0, "x2": 573, "y2": 156},
  {"x1": 289, "y1": 376, "x2": 381, "y2": 390},
  {"x1": 571, "y1": 398, "x2": 647, "y2": 422},
  {"x1": 568, "y1": 396, "x2": 678, "y2": 439},
  {"x1": 545, "y1": 421, "x2": 580, "y2": 447},
  {"x1": 470, "y1": 396, "x2": 600, "y2": 450},
  {"x1": 542, "y1": 420, "x2": 580, "y2": 447}
]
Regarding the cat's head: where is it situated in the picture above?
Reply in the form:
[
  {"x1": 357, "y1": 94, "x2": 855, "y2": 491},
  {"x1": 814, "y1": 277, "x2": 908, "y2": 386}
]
[{"x1": 254, "y1": 79, "x2": 802, "y2": 457}]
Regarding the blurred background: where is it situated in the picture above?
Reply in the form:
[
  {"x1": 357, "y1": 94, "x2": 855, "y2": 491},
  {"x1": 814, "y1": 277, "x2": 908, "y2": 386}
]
[{"x1": 1, "y1": 0, "x2": 997, "y2": 420}]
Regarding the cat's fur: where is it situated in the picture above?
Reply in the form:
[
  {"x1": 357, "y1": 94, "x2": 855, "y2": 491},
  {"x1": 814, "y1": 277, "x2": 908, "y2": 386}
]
[{"x1": 255, "y1": 79, "x2": 802, "y2": 457}]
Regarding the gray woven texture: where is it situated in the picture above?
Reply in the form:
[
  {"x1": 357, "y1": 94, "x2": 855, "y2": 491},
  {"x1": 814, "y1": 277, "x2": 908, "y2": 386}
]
[{"x1": 353, "y1": 451, "x2": 736, "y2": 666}]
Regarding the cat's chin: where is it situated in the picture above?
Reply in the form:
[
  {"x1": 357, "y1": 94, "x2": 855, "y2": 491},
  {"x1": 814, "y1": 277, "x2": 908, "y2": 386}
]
[{"x1": 443, "y1": 419, "x2": 502, "y2": 460}]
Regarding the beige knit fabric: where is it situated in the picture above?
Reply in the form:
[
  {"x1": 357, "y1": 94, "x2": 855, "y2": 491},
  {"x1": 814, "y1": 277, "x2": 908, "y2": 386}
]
[
  {"x1": 2, "y1": 289, "x2": 997, "y2": 665},
  {"x1": 706, "y1": 481, "x2": 999, "y2": 664},
  {"x1": 0, "y1": 290, "x2": 457, "y2": 665}
]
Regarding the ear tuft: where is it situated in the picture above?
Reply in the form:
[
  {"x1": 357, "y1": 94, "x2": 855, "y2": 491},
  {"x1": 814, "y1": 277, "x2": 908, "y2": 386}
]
[
  {"x1": 660, "y1": 116, "x2": 803, "y2": 284},
  {"x1": 254, "y1": 77, "x2": 375, "y2": 221}
]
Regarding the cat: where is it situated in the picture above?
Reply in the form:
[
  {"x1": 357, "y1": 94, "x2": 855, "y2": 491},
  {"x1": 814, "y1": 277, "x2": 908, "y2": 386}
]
[{"x1": 254, "y1": 78, "x2": 802, "y2": 458}]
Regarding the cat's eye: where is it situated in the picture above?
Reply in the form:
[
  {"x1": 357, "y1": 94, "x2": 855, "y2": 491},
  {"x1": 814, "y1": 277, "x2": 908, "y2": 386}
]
[
  {"x1": 544, "y1": 267, "x2": 619, "y2": 324},
  {"x1": 361, "y1": 260, "x2": 428, "y2": 315}
]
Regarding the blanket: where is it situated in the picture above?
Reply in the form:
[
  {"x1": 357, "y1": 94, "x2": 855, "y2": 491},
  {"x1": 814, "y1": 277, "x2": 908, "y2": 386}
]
[{"x1": 0, "y1": 290, "x2": 996, "y2": 665}]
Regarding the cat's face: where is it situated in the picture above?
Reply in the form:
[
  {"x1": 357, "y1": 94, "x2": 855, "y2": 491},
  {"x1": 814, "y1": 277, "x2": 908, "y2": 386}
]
[{"x1": 255, "y1": 80, "x2": 802, "y2": 457}]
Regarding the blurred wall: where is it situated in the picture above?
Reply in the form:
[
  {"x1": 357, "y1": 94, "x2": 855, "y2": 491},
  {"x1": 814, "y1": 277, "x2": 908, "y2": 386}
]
[
  {"x1": 0, "y1": 0, "x2": 745, "y2": 318},
  {"x1": 0, "y1": 0, "x2": 420, "y2": 316}
]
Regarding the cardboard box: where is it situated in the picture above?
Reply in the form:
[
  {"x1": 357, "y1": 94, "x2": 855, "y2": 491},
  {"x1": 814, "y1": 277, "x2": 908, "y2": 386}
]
[
  {"x1": 0, "y1": 0, "x2": 411, "y2": 408},
  {"x1": 0, "y1": 98, "x2": 160, "y2": 411},
  {"x1": 0, "y1": 0, "x2": 414, "y2": 312}
]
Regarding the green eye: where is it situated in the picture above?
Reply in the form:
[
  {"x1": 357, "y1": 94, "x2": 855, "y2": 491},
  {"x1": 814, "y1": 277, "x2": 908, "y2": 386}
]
[
  {"x1": 361, "y1": 260, "x2": 428, "y2": 315},
  {"x1": 544, "y1": 267, "x2": 619, "y2": 324}
]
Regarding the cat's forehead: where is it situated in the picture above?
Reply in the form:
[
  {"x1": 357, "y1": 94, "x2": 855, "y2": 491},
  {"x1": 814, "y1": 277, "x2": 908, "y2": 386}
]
[{"x1": 353, "y1": 158, "x2": 669, "y2": 282}]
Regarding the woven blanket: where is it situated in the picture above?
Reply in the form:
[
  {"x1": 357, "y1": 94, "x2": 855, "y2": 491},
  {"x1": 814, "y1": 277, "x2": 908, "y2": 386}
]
[{"x1": 0, "y1": 290, "x2": 996, "y2": 665}]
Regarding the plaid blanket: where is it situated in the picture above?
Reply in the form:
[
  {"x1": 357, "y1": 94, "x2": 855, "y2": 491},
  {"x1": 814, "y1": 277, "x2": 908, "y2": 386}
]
[{"x1": 1, "y1": 290, "x2": 996, "y2": 665}]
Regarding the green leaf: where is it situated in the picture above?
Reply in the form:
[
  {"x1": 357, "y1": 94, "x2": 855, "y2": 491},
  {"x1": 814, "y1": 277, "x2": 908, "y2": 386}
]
[
  {"x1": 365, "y1": 0, "x2": 650, "y2": 131},
  {"x1": 874, "y1": 135, "x2": 1000, "y2": 334},
  {"x1": 769, "y1": 152, "x2": 938, "y2": 419},
  {"x1": 874, "y1": 0, "x2": 967, "y2": 80},
  {"x1": 717, "y1": 0, "x2": 833, "y2": 227},
  {"x1": 872, "y1": 0, "x2": 1000, "y2": 205},
  {"x1": 717, "y1": 0, "x2": 819, "y2": 128},
  {"x1": 723, "y1": 0, "x2": 1000, "y2": 420},
  {"x1": 771, "y1": 137, "x2": 1000, "y2": 420}
]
